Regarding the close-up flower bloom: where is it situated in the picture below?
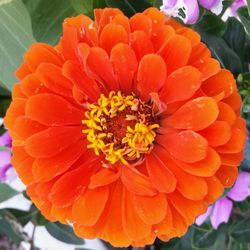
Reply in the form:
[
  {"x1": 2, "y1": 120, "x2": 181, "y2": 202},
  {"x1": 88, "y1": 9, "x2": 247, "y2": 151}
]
[
  {"x1": 161, "y1": 0, "x2": 224, "y2": 24},
  {"x1": 4, "y1": 7, "x2": 246, "y2": 247},
  {"x1": 0, "y1": 131, "x2": 15, "y2": 182},
  {"x1": 196, "y1": 171, "x2": 250, "y2": 229}
]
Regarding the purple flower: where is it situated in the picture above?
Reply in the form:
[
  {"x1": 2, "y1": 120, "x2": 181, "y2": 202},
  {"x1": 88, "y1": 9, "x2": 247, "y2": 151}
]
[
  {"x1": 196, "y1": 171, "x2": 250, "y2": 229},
  {"x1": 230, "y1": 0, "x2": 247, "y2": 16},
  {"x1": 161, "y1": 0, "x2": 224, "y2": 24},
  {"x1": 0, "y1": 131, "x2": 15, "y2": 182}
]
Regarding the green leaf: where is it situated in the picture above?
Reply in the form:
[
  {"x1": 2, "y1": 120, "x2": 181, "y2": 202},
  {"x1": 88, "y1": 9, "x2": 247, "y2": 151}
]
[
  {"x1": 5, "y1": 208, "x2": 36, "y2": 226},
  {"x1": 45, "y1": 222, "x2": 84, "y2": 245},
  {"x1": 236, "y1": 197, "x2": 250, "y2": 213},
  {"x1": 35, "y1": 211, "x2": 48, "y2": 225},
  {"x1": 192, "y1": 225, "x2": 218, "y2": 248},
  {"x1": 70, "y1": 0, "x2": 106, "y2": 17},
  {"x1": 105, "y1": 0, "x2": 151, "y2": 17},
  {"x1": 23, "y1": 0, "x2": 76, "y2": 45},
  {"x1": 241, "y1": 139, "x2": 250, "y2": 171},
  {"x1": 230, "y1": 217, "x2": 250, "y2": 242},
  {"x1": 223, "y1": 17, "x2": 246, "y2": 61},
  {"x1": 0, "y1": 183, "x2": 19, "y2": 202},
  {"x1": 70, "y1": 0, "x2": 93, "y2": 16},
  {"x1": 197, "y1": 32, "x2": 243, "y2": 76},
  {"x1": 237, "y1": 6, "x2": 250, "y2": 35},
  {"x1": 0, "y1": 84, "x2": 11, "y2": 96},
  {"x1": 0, "y1": 210, "x2": 28, "y2": 243},
  {"x1": 0, "y1": 0, "x2": 35, "y2": 91},
  {"x1": 194, "y1": 12, "x2": 227, "y2": 37}
]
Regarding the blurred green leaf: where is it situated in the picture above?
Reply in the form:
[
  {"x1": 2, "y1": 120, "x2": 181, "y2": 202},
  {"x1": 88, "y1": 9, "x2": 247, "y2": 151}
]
[
  {"x1": 237, "y1": 6, "x2": 250, "y2": 35},
  {"x1": 70, "y1": 0, "x2": 106, "y2": 17},
  {"x1": 195, "y1": 12, "x2": 227, "y2": 37},
  {"x1": 197, "y1": 32, "x2": 243, "y2": 76},
  {"x1": 105, "y1": 0, "x2": 151, "y2": 17},
  {"x1": 0, "y1": 210, "x2": 28, "y2": 243},
  {"x1": 223, "y1": 17, "x2": 246, "y2": 61},
  {"x1": 0, "y1": 84, "x2": 11, "y2": 97},
  {"x1": 45, "y1": 222, "x2": 84, "y2": 245},
  {"x1": 236, "y1": 197, "x2": 250, "y2": 213},
  {"x1": 5, "y1": 208, "x2": 35, "y2": 226},
  {"x1": 23, "y1": 0, "x2": 76, "y2": 45},
  {"x1": 34, "y1": 211, "x2": 48, "y2": 226},
  {"x1": 192, "y1": 225, "x2": 218, "y2": 248},
  {"x1": 241, "y1": 139, "x2": 250, "y2": 171},
  {"x1": 0, "y1": 183, "x2": 19, "y2": 202},
  {"x1": 0, "y1": 0, "x2": 35, "y2": 91},
  {"x1": 230, "y1": 217, "x2": 250, "y2": 242}
]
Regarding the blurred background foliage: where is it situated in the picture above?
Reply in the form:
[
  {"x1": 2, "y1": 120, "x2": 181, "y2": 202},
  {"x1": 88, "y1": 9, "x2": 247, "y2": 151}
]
[{"x1": 0, "y1": 0, "x2": 250, "y2": 249}]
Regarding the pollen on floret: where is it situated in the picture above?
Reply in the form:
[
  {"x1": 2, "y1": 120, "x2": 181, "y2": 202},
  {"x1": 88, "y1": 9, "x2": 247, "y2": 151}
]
[{"x1": 82, "y1": 91, "x2": 159, "y2": 165}]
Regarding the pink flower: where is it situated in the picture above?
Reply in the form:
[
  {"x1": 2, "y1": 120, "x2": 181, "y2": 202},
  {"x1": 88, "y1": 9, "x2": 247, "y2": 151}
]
[
  {"x1": 161, "y1": 0, "x2": 224, "y2": 24},
  {"x1": 196, "y1": 171, "x2": 250, "y2": 229}
]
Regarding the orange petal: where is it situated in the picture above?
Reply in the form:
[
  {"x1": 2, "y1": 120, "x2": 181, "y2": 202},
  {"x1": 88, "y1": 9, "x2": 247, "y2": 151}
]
[
  {"x1": 177, "y1": 27, "x2": 200, "y2": 46},
  {"x1": 155, "y1": 146, "x2": 208, "y2": 200},
  {"x1": 155, "y1": 203, "x2": 173, "y2": 236},
  {"x1": 16, "y1": 62, "x2": 32, "y2": 80},
  {"x1": 199, "y1": 121, "x2": 231, "y2": 147},
  {"x1": 32, "y1": 140, "x2": 86, "y2": 182},
  {"x1": 100, "y1": 24, "x2": 128, "y2": 54},
  {"x1": 174, "y1": 148, "x2": 221, "y2": 177},
  {"x1": 72, "y1": 186, "x2": 109, "y2": 226},
  {"x1": 205, "y1": 176, "x2": 224, "y2": 203},
  {"x1": 100, "y1": 181, "x2": 131, "y2": 247},
  {"x1": 23, "y1": 43, "x2": 63, "y2": 72},
  {"x1": 85, "y1": 47, "x2": 118, "y2": 91},
  {"x1": 217, "y1": 102, "x2": 236, "y2": 125},
  {"x1": 193, "y1": 58, "x2": 220, "y2": 81},
  {"x1": 15, "y1": 156, "x2": 34, "y2": 185},
  {"x1": 4, "y1": 98, "x2": 26, "y2": 132},
  {"x1": 160, "y1": 66, "x2": 202, "y2": 103},
  {"x1": 129, "y1": 13, "x2": 152, "y2": 37},
  {"x1": 63, "y1": 60, "x2": 101, "y2": 102},
  {"x1": 122, "y1": 188, "x2": 151, "y2": 241},
  {"x1": 223, "y1": 92, "x2": 242, "y2": 113},
  {"x1": 133, "y1": 193, "x2": 167, "y2": 225},
  {"x1": 157, "y1": 130, "x2": 208, "y2": 163},
  {"x1": 146, "y1": 154, "x2": 177, "y2": 193},
  {"x1": 36, "y1": 63, "x2": 72, "y2": 97},
  {"x1": 111, "y1": 14, "x2": 130, "y2": 34},
  {"x1": 129, "y1": 30, "x2": 154, "y2": 60},
  {"x1": 162, "y1": 97, "x2": 219, "y2": 131},
  {"x1": 110, "y1": 43, "x2": 138, "y2": 94},
  {"x1": 13, "y1": 116, "x2": 46, "y2": 141},
  {"x1": 220, "y1": 151, "x2": 244, "y2": 166},
  {"x1": 201, "y1": 69, "x2": 236, "y2": 99},
  {"x1": 159, "y1": 35, "x2": 191, "y2": 74},
  {"x1": 215, "y1": 128, "x2": 246, "y2": 154},
  {"x1": 49, "y1": 162, "x2": 99, "y2": 207},
  {"x1": 25, "y1": 126, "x2": 82, "y2": 158},
  {"x1": 168, "y1": 192, "x2": 207, "y2": 224},
  {"x1": 137, "y1": 54, "x2": 167, "y2": 100},
  {"x1": 89, "y1": 168, "x2": 120, "y2": 189},
  {"x1": 216, "y1": 165, "x2": 238, "y2": 188},
  {"x1": 151, "y1": 25, "x2": 175, "y2": 51},
  {"x1": 188, "y1": 42, "x2": 211, "y2": 64},
  {"x1": 25, "y1": 93, "x2": 83, "y2": 126},
  {"x1": 51, "y1": 205, "x2": 73, "y2": 224},
  {"x1": 20, "y1": 74, "x2": 50, "y2": 97},
  {"x1": 143, "y1": 7, "x2": 165, "y2": 33},
  {"x1": 167, "y1": 204, "x2": 188, "y2": 237},
  {"x1": 121, "y1": 166, "x2": 157, "y2": 196}
]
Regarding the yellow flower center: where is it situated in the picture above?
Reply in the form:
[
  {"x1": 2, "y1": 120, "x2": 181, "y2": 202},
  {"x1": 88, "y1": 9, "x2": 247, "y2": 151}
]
[{"x1": 82, "y1": 91, "x2": 159, "y2": 165}]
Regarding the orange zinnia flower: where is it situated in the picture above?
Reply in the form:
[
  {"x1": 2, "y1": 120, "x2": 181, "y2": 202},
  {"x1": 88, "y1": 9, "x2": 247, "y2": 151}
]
[{"x1": 4, "y1": 7, "x2": 246, "y2": 247}]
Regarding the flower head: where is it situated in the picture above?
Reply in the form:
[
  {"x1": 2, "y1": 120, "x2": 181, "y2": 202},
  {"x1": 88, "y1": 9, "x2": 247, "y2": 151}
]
[
  {"x1": 0, "y1": 131, "x2": 15, "y2": 182},
  {"x1": 161, "y1": 0, "x2": 224, "y2": 24},
  {"x1": 4, "y1": 7, "x2": 246, "y2": 247},
  {"x1": 196, "y1": 171, "x2": 250, "y2": 229}
]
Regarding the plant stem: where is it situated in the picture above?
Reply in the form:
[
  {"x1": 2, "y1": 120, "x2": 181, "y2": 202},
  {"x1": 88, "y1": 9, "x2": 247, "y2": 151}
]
[{"x1": 29, "y1": 225, "x2": 36, "y2": 250}]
